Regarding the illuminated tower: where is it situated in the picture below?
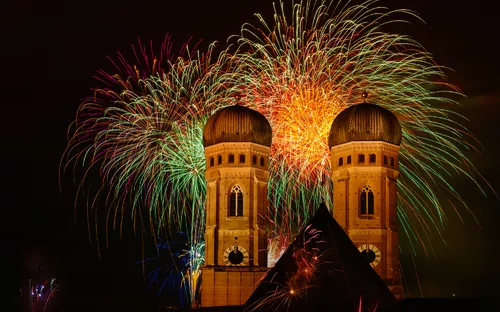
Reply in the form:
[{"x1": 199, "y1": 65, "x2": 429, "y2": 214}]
[
  {"x1": 201, "y1": 104, "x2": 272, "y2": 307},
  {"x1": 328, "y1": 102, "x2": 404, "y2": 299}
]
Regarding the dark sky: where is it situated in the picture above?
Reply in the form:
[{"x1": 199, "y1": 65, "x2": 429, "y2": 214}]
[{"x1": 2, "y1": 0, "x2": 500, "y2": 310}]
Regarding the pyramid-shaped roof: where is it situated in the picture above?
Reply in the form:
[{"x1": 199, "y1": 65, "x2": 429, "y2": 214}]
[{"x1": 244, "y1": 203, "x2": 399, "y2": 312}]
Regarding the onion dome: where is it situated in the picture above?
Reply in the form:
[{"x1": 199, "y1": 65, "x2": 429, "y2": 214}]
[
  {"x1": 328, "y1": 103, "x2": 402, "y2": 147},
  {"x1": 203, "y1": 105, "x2": 272, "y2": 147}
]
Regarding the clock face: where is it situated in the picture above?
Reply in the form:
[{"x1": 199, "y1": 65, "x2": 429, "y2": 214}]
[
  {"x1": 223, "y1": 245, "x2": 249, "y2": 266},
  {"x1": 358, "y1": 244, "x2": 381, "y2": 267}
]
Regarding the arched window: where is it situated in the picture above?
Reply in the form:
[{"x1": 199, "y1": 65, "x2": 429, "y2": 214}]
[
  {"x1": 260, "y1": 157, "x2": 265, "y2": 167},
  {"x1": 338, "y1": 157, "x2": 344, "y2": 167},
  {"x1": 360, "y1": 185, "x2": 374, "y2": 215},
  {"x1": 229, "y1": 184, "x2": 244, "y2": 217},
  {"x1": 252, "y1": 155, "x2": 257, "y2": 165},
  {"x1": 369, "y1": 154, "x2": 376, "y2": 164},
  {"x1": 384, "y1": 155, "x2": 388, "y2": 165},
  {"x1": 390, "y1": 157, "x2": 395, "y2": 168},
  {"x1": 209, "y1": 157, "x2": 214, "y2": 167},
  {"x1": 358, "y1": 154, "x2": 365, "y2": 164},
  {"x1": 239, "y1": 154, "x2": 246, "y2": 164},
  {"x1": 229, "y1": 154, "x2": 235, "y2": 163},
  {"x1": 218, "y1": 155, "x2": 222, "y2": 165},
  {"x1": 347, "y1": 155, "x2": 352, "y2": 164}
]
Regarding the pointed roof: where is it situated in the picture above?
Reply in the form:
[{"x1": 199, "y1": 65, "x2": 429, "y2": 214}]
[{"x1": 244, "y1": 203, "x2": 399, "y2": 312}]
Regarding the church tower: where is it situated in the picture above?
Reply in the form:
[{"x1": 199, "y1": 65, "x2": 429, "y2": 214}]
[
  {"x1": 201, "y1": 104, "x2": 272, "y2": 307},
  {"x1": 328, "y1": 102, "x2": 404, "y2": 299}
]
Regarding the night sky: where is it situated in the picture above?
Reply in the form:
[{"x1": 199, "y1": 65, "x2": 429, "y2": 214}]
[{"x1": 3, "y1": 0, "x2": 500, "y2": 310}]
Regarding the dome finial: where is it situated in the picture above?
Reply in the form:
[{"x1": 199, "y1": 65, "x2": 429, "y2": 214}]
[
  {"x1": 234, "y1": 94, "x2": 243, "y2": 106},
  {"x1": 361, "y1": 91, "x2": 368, "y2": 103}
]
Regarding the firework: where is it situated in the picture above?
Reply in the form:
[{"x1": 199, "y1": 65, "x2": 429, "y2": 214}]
[
  {"x1": 245, "y1": 225, "x2": 327, "y2": 312},
  {"x1": 139, "y1": 234, "x2": 204, "y2": 308},
  {"x1": 29, "y1": 278, "x2": 59, "y2": 312},
  {"x1": 62, "y1": 0, "x2": 489, "y2": 305}
]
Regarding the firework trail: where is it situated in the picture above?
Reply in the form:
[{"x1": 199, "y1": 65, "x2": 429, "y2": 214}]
[
  {"x1": 62, "y1": 0, "x2": 490, "y2": 305},
  {"x1": 29, "y1": 278, "x2": 59, "y2": 312}
]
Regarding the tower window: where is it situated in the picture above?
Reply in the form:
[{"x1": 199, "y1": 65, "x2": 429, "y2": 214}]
[
  {"x1": 239, "y1": 154, "x2": 246, "y2": 164},
  {"x1": 384, "y1": 155, "x2": 388, "y2": 165},
  {"x1": 360, "y1": 185, "x2": 374, "y2": 215},
  {"x1": 252, "y1": 155, "x2": 257, "y2": 165},
  {"x1": 390, "y1": 157, "x2": 395, "y2": 168},
  {"x1": 260, "y1": 157, "x2": 265, "y2": 167},
  {"x1": 209, "y1": 157, "x2": 214, "y2": 167},
  {"x1": 218, "y1": 155, "x2": 222, "y2": 165},
  {"x1": 347, "y1": 155, "x2": 351, "y2": 164},
  {"x1": 358, "y1": 154, "x2": 365, "y2": 164},
  {"x1": 369, "y1": 154, "x2": 376, "y2": 164},
  {"x1": 229, "y1": 154, "x2": 235, "y2": 163},
  {"x1": 338, "y1": 157, "x2": 344, "y2": 167},
  {"x1": 229, "y1": 184, "x2": 244, "y2": 217}
]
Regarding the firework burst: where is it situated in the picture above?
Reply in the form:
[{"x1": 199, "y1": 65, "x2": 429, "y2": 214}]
[
  {"x1": 229, "y1": 0, "x2": 486, "y2": 256},
  {"x1": 62, "y1": 37, "x2": 234, "y2": 237}
]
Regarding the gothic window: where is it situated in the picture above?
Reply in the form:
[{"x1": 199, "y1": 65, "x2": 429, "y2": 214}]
[
  {"x1": 229, "y1": 154, "x2": 235, "y2": 163},
  {"x1": 252, "y1": 155, "x2": 257, "y2": 165},
  {"x1": 347, "y1": 155, "x2": 351, "y2": 164},
  {"x1": 338, "y1": 157, "x2": 344, "y2": 167},
  {"x1": 369, "y1": 154, "x2": 376, "y2": 164},
  {"x1": 218, "y1": 155, "x2": 222, "y2": 165},
  {"x1": 240, "y1": 154, "x2": 246, "y2": 164},
  {"x1": 360, "y1": 185, "x2": 374, "y2": 215},
  {"x1": 260, "y1": 157, "x2": 265, "y2": 167},
  {"x1": 384, "y1": 155, "x2": 388, "y2": 165},
  {"x1": 358, "y1": 154, "x2": 365, "y2": 164},
  {"x1": 229, "y1": 184, "x2": 244, "y2": 217},
  {"x1": 209, "y1": 157, "x2": 214, "y2": 167},
  {"x1": 390, "y1": 157, "x2": 395, "y2": 168}
]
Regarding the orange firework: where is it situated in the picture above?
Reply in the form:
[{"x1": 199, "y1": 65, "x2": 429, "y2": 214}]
[{"x1": 271, "y1": 87, "x2": 345, "y2": 180}]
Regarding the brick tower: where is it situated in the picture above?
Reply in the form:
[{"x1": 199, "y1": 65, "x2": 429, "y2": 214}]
[
  {"x1": 328, "y1": 102, "x2": 404, "y2": 299},
  {"x1": 201, "y1": 104, "x2": 272, "y2": 307}
]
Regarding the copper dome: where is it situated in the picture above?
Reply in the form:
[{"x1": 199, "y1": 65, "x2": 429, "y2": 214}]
[
  {"x1": 328, "y1": 103, "x2": 401, "y2": 147},
  {"x1": 203, "y1": 105, "x2": 272, "y2": 147}
]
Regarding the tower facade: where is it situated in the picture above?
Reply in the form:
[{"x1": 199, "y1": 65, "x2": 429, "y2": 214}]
[
  {"x1": 328, "y1": 103, "x2": 404, "y2": 299},
  {"x1": 201, "y1": 105, "x2": 272, "y2": 307}
]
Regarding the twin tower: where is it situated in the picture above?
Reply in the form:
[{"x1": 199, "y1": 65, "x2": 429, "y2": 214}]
[{"x1": 200, "y1": 102, "x2": 403, "y2": 307}]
